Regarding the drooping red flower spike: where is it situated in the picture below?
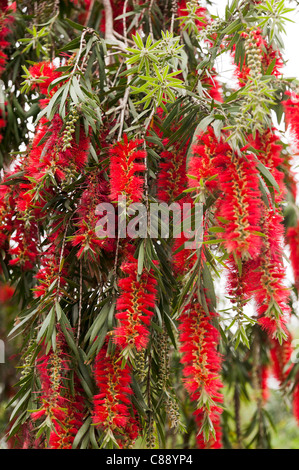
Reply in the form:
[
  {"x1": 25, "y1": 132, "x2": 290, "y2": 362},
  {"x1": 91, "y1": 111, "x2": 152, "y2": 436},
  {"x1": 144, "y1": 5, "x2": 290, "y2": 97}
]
[
  {"x1": 283, "y1": 91, "x2": 299, "y2": 148},
  {"x1": 187, "y1": 127, "x2": 229, "y2": 197},
  {"x1": 246, "y1": 209, "x2": 290, "y2": 341},
  {"x1": 71, "y1": 170, "x2": 115, "y2": 259},
  {"x1": 31, "y1": 331, "x2": 85, "y2": 449},
  {"x1": 28, "y1": 61, "x2": 62, "y2": 98},
  {"x1": 113, "y1": 255, "x2": 158, "y2": 352},
  {"x1": 93, "y1": 342, "x2": 140, "y2": 448},
  {"x1": 270, "y1": 331, "x2": 293, "y2": 386},
  {"x1": 178, "y1": 299, "x2": 223, "y2": 449},
  {"x1": 109, "y1": 135, "x2": 146, "y2": 204},
  {"x1": 27, "y1": 114, "x2": 89, "y2": 183},
  {"x1": 249, "y1": 129, "x2": 285, "y2": 202},
  {"x1": 216, "y1": 152, "x2": 262, "y2": 260},
  {"x1": 293, "y1": 379, "x2": 299, "y2": 426}
]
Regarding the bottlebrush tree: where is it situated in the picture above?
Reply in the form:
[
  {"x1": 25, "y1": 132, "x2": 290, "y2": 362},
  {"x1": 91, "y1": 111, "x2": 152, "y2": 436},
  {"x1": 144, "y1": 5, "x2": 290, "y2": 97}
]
[{"x1": 2, "y1": 0, "x2": 299, "y2": 450}]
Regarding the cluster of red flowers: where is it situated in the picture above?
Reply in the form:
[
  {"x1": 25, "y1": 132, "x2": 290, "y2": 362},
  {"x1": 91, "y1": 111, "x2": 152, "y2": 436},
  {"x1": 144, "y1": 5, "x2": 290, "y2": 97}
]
[
  {"x1": 187, "y1": 128, "x2": 228, "y2": 197},
  {"x1": 270, "y1": 331, "x2": 293, "y2": 385},
  {"x1": 287, "y1": 221, "x2": 299, "y2": 290},
  {"x1": 243, "y1": 210, "x2": 288, "y2": 338},
  {"x1": 27, "y1": 114, "x2": 89, "y2": 182},
  {"x1": 109, "y1": 135, "x2": 146, "y2": 204},
  {"x1": 93, "y1": 342, "x2": 140, "y2": 448},
  {"x1": 0, "y1": 165, "x2": 41, "y2": 270},
  {"x1": 178, "y1": 299, "x2": 223, "y2": 448},
  {"x1": 113, "y1": 255, "x2": 158, "y2": 351},
  {"x1": 250, "y1": 129, "x2": 285, "y2": 199},
  {"x1": 283, "y1": 91, "x2": 299, "y2": 148},
  {"x1": 71, "y1": 170, "x2": 115, "y2": 259},
  {"x1": 188, "y1": 124, "x2": 290, "y2": 347},
  {"x1": 32, "y1": 332, "x2": 84, "y2": 449},
  {"x1": 27, "y1": 61, "x2": 63, "y2": 107},
  {"x1": 188, "y1": 128, "x2": 262, "y2": 259},
  {"x1": 216, "y1": 152, "x2": 262, "y2": 259},
  {"x1": 0, "y1": 280, "x2": 14, "y2": 303},
  {"x1": 293, "y1": 380, "x2": 299, "y2": 425}
]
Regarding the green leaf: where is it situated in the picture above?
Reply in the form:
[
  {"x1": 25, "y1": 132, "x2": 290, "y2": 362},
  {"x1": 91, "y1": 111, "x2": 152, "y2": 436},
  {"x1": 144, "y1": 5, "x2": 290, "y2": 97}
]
[{"x1": 256, "y1": 161, "x2": 280, "y2": 193}]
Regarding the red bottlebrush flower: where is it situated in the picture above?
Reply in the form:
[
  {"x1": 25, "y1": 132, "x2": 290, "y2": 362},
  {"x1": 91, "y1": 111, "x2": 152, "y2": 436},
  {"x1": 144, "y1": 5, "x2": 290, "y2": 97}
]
[
  {"x1": 216, "y1": 152, "x2": 262, "y2": 259},
  {"x1": 32, "y1": 331, "x2": 84, "y2": 449},
  {"x1": 109, "y1": 135, "x2": 146, "y2": 204},
  {"x1": 71, "y1": 170, "x2": 115, "y2": 258},
  {"x1": 27, "y1": 114, "x2": 89, "y2": 182},
  {"x1": 0, "y1": 181, "x2": 15, "y2": 250},
  {"x1": 48, "y1": 387, "x2": 85, "y2": 449},
  {"x1": 249, "y1": 129, "x2": 285, "y2": 202},
  {"x1": 270, "y1": 332, "x2": 293, "y2": 385},
  {"x1": 187, "y1": 127, "x2": 230, "y2": 196},
  {"x1": 0, "y1": 106, "x2": 7, "y2": 144},
  {"x1": 33, "y1": 254, "x2": 67, "y2": 299},
  {"x1": 243, "y1": 209, "x2": 290, "y2": 340},
  {"x1": 113, "y1": 255, "x2": 158, "y2": 352},
  {"x1": 93, "y1": 343, "x2": 136, "y2": 438},
  {"x1": 225, "y1": 255, "x2": 252, "y2": 303},
  {"x1": 0, "y1": 3, "x2": 15, "y2": 77},
  {"x1": 178, "y1": 299, "x2": 223, "y2": 448},
  {"x1": 27, "y1": 61, "x2": 62, "y2": 97},
  {"x1": 282, "y1": 151, "x2": 298, "y2": 202},
  {"x1": 0, "y1": 163, "x2": 42, "y2": 270},
  {"x1": 0, "y1": 282, "x2": 14, "y2": 302},
  {"x1": 119, "y1": 409, "x2": 140, "y2": 449},
  {"x1": 283, "y1": 91, "x2": 299, "y2": 148},
  {"x1": 287, "y1": 222, "x2": 299, "y2": 290},
  {"x1": 8, "y1": 224, "x2": 39, "y2": 271}
]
